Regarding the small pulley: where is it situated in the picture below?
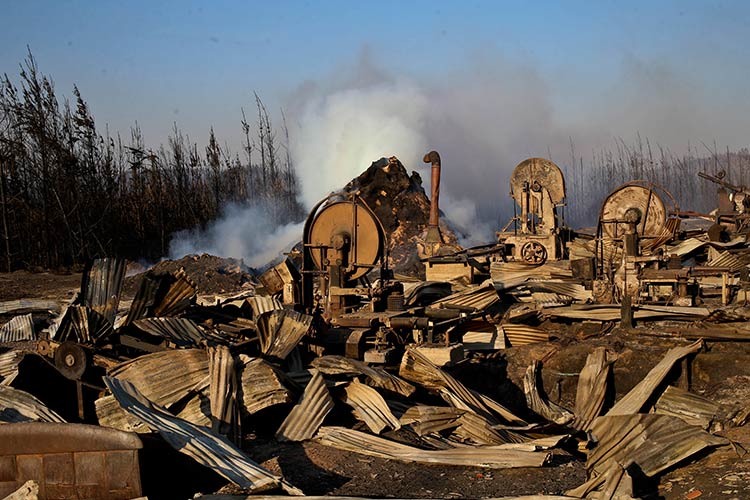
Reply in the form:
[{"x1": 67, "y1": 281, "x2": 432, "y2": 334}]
[
  {"x1": 54, "y1": 341, "x2": 88, "y2": 380},
  {"x1": 521, "y1": 241, "x2": 548, "y2": 265}
]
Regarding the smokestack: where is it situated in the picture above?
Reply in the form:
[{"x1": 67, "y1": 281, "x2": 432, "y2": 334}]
[{"x1": 423, "y1": 150, "x2": 442, "y2": 243}]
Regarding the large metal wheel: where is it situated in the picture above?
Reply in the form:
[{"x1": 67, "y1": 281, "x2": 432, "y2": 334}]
[
  {"x1": 307, "y1": 199, "x2": 385, "y2": 281},
  {"x1": 510, "y1": 158, "x2": 566, "y2": 206},
  {"x1": 521, "y1": 241, "x2": 548, "y2": 265},
  {"x1": 599, "y1": 182, "x2": 670, "y2": 239}
]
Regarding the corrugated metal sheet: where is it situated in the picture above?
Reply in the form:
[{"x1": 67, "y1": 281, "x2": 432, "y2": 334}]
[
  {"x1": 132, "y1": 317, "x2": 209, "y2": 348},
  {"x1": 311, "y1": 355, "x2": 415, "y2": 397},
  {"x1": 502, "y1": 324, "x2": 550, "y2": 347},
  {"x1": 543, "y1": 304, "x2": 710, "y2": 321},
  {"x1": 315, "y1": 426, "x2": 550, "y2": 469},
  {"x1": 490, "y1": 261, "x2": 573, "y2": 292},
  {"x1": 103, "y1": 377, "x2": 303, "y2": 495},
  {"x1": 400, "y1": 348, "x2": 512, "y2": 425},
  {"x1": 0, "y1": 314, "x2": 35, "y2": 343},
  {"x1": 653, "y1": 385, "x2": 719, "y2": 429},
  {"x1": 276, "y1": 369, "x2": 333, "y2": 442},
  {"x1": 247, "y1": 296, "x2": 283, "y2": 319},
  {"x1": 707, "y1": 248, "x2": 745, "y2": 272},
  {"x1": 53, "y1": 305, "x2": 114, "y2": 344},
  {"x1": 607, "y1": 339, "x2": 702, "y2": 416},
  {"x1": 208, "y1": 345, "x2": 240, "y2": 441},
  {"x1": 0, "y1": 350, "x2": 22, "y2": 386},
  {"x1": 399, "y1": 405, "x2": 464, "y2": 435},
  {"x1": 525, "y1": 282, "x2": 592, "y2": 302},
  {"x1": 238, "y1": 355, "x2": 292, "y2": 415},
  {"x1": 257, "y1": 309, "x2": 313, "y2": 361},
  {"x1": 81, "y1": 257, "x2": 126, "y2": 325},
  {"x1": 523, "y1": 361, "x2": 573, "y2": 425},
  {"x1": 428, "y1": 281, "x2": 499, "y2": 312},
  {"x1": 572, "y1": 348, "x2": 615, "y2": 431},
  {"x1": 462, "y1": 323, "x2": 507, "y2": 351},
  {"x1": 125, "y1": 269, "x2": 196, "y2": 324},
  {"x1": 342, "y1": 379, "x2": 400, "y2": 434},
  {"x1": 568, "y1": 414, "x2": 727, "y2": 499},
  {"x1": 452, "y1": 412, "x2": 521, "y2": 445},
  {"x1": 0, "y1": 299, "x2": 61, "y2": 315},
  {"x1": 197, "y1": 495, "x2": 576, "y2": 500},
  {"x1": 0, "y1": 385, "x2": 66, "y2": 423}
]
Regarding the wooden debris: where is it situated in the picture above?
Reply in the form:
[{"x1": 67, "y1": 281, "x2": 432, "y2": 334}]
[{"x1": 276, "y1": 369, "x2": 334, "y2": 442}]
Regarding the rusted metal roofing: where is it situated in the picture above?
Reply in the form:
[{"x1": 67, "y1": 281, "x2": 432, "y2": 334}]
[
  {"x1": 53, "y1": 305, "x2": 114, "y2": 344},
  {"x1": 525, "y1": 282, "x2": 592, "y2": 302},
  {"x1": 247, "y1": 296, "x2": 283, "y2": 319},
  {"x1": 0, "y1": 314, "x2": 35, "y2": 343},
  {"x1": 707, "y1": 248, "x2": 745, "y2": 272},
  {"x1": 0, "y1": 350, "x2": 22, "y2": 385},
  {"x1": 96, "y1": 349, "x2": 210, "y2": 432},
  {"x1": 399, "y1": 405, "x2": 464, "y2": 435},
  {"x1": 342, "y1": 379, "x2": 400, "y2": 434},
  {"x1": 452, "y1": 412, "x2": 522, "y2": 445},
  {"x1": 543, "y1": 304, "x2": 710, "y2": 321},
  {"x1": 103, "y1": 377, "x2": 303, "y2": 495},
  {"x1": 0, "y1": 299, "x2": 61, "y2": 316},
  {"x1": 257, "y1": 309, "x2": 313, "y2": 361},
  {"x1": 311, "y1": 355, "x2": 415, "y2": 397},
  {"x1": 81, "y1": 257, "x2": 126, "y2": 325},
  {"x1": 276, "y1": 369, "x2": 334, "y2": 442},
  {"x1": 238, "y1": 355, "x2": 292, "y2": 415},
  {"x1": 501, "y1": 324, "x2": 549, "y2": 347},
  {"x1": 399, "y1": 348, "x2": 523, "y2": 426},
  {"x1": 0, "y1": 385, "x2": 66, "y2": 423},
  {"x1": 606, "y1": 339, "x2": 703, "y2": 416},
  {"x1": 523, "y1": 361, "x2": 573, "y2": 426},
  {"x1": 208, "y1": 345, "x2": 240, "y2": 441},
  {"x1": 315, "y1": 426, "x2": 551, "y2": 469},
  {"x1": 428, "y1": 281, "x2": 499, "y2": 312},
  {"x1": 572, "y1": 348, "x2": 616, "y2": 431},
  {"x1": 131, "y1": 317, "x2": 209, "y2": 348},
  {"x1": 462, "y1": 324, "x2": 507, "y2": 351},
  {"x1": 125, "y1": 268, "x2": 197, "y2": 324},
  {"x1": 653, "y1": 385, "x2": 720, "y2": 429},
  {"x1": 569, "y1": 414, "x2": 727, "y2": 499},
  {"x1": 490, "y1": 261, "x2": 574, "y2": 291}
]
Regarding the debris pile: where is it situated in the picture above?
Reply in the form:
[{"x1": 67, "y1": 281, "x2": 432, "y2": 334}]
[{"x1": 1, "y1": 156, "x2": 750, "y2": 499}]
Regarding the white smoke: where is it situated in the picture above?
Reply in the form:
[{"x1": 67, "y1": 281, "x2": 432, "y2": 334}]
[{"x1": 169, "y1": 203, "x2": 303, "y2": 269}]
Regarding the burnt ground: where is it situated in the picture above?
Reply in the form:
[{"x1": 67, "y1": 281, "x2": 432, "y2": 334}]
[{"x1": 3, "y1": 270, "x2": 750, "y2": 499}]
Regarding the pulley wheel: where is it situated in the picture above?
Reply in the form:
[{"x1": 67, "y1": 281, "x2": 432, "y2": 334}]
[
  {"x1": 600, "y1": 183, "x2": 667, "y2": 239},
  {"x1": 521, "y1": 241, "x2": 548, "y2": 265},
  {"x1": 510, "y1": 158, "x2": 566, "y2": 206},
  {"x1": 54, "y1": 341, "x2": 88, "y2": 380},
  {"x1": 308, "y1": 200, "x2": 383, "y2": 281}
]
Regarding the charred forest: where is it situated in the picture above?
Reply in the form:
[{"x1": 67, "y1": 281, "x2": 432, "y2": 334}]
[
  {"x1": 0, "y1": 52, "x2": 304, "y2": 272},
  {"x1": 1, "y1": 51, "x2": 748, "y2": 272}
]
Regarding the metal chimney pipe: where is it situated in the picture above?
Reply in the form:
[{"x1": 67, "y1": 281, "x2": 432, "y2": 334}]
[{"x1": 423, "y1": 150, "x2": 441, "y2": 243}]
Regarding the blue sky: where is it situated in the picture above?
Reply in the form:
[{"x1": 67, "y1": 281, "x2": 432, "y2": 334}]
[
  {"x1": 2, "y1": 0, "x2": 749, "y2": 230},
  {"x1": 2, "y1": 1, "x2": 747, "y2": 149}
]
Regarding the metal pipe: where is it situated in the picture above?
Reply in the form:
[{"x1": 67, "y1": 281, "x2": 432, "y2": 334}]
[{"x1": 423, "y1": 150, "x2": 442, "y2": 243}]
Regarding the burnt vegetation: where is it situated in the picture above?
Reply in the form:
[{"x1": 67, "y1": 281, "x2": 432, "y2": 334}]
[
  {"x1": 1, "y1": 50, "x2": 748, "y2": 272},
  {"x1": 0, "y1": 51, "x2": 303, "y2": 271}
]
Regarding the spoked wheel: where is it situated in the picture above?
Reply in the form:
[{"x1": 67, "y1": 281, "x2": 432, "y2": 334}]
[{"x1": 521, "y1": 241, "x2": 548, "y2": 265}]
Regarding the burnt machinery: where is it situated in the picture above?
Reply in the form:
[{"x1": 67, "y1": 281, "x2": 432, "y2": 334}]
[
  {"x1": 300, "y1": 192, "x2": 447, "y2": 362},
  {"x1": 698, "y1": 170, "x2": 750, "y2": 234},
  {"x1": 496, "y1": 157, "x2": 567, "y2": 265}
]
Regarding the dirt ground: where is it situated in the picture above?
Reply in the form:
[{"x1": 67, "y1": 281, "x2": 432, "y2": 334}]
[{"x1": 3, "y1": 268, "x2": 750, "y2": 499}]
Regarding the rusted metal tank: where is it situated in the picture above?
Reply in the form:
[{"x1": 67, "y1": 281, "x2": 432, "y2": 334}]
[{"x1": 0, "y1": 422, "x2": 142, "y2": 500}]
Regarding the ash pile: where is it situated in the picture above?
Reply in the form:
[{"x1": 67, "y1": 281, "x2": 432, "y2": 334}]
[{"x1": 1, "y1": 153, "x2": 750, "y2": 499}]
